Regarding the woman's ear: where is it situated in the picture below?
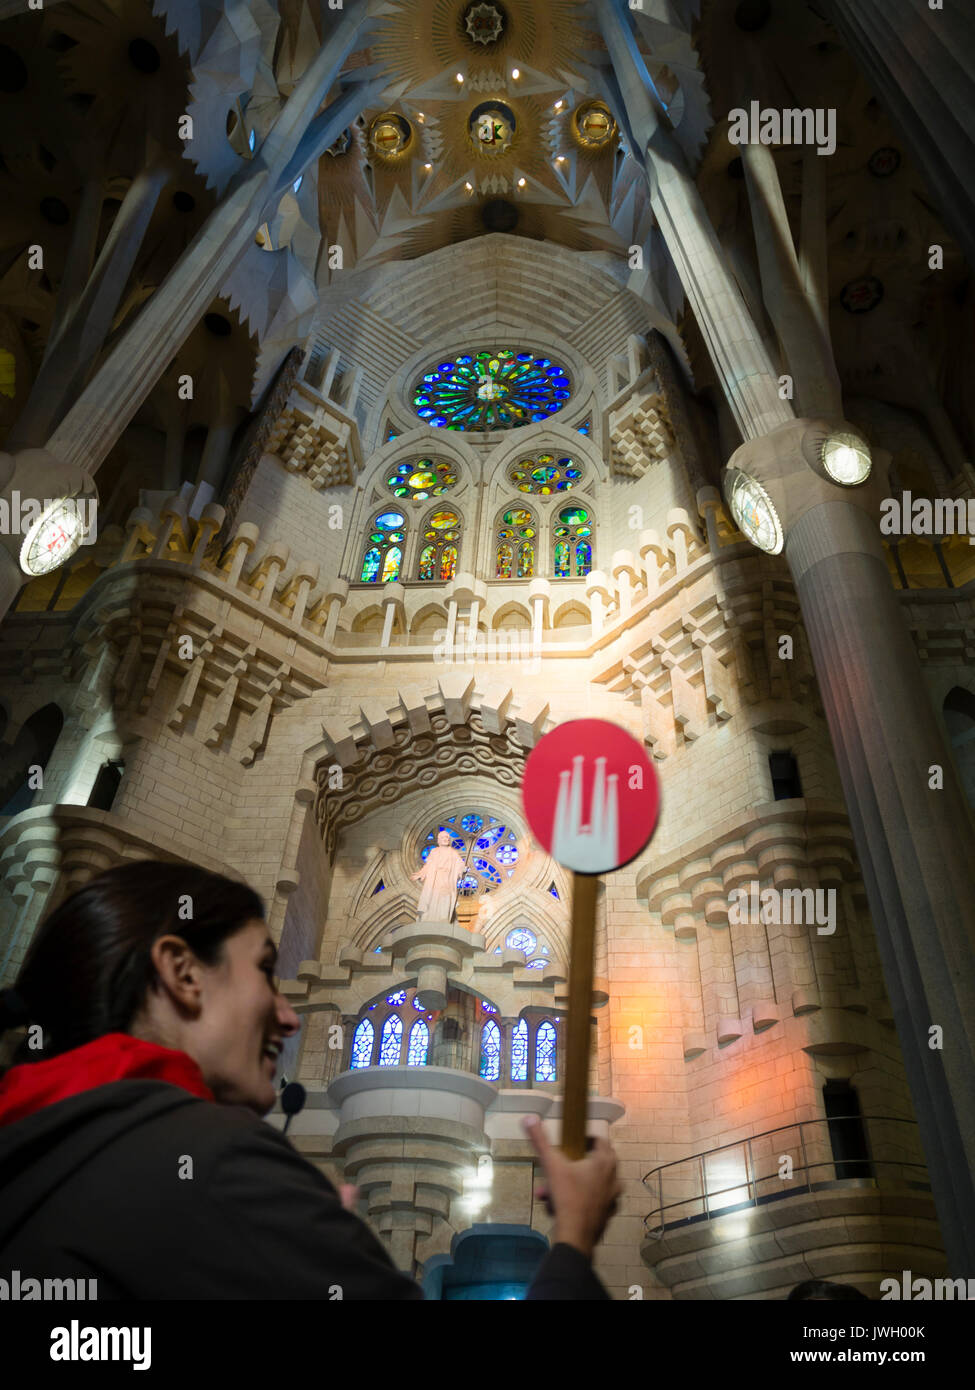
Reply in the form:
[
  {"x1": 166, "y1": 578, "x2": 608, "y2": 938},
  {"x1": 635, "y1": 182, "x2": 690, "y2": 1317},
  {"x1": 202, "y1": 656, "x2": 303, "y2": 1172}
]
[{"x1": 149, "y1": 934, "x2": 205, "y2": 1013}]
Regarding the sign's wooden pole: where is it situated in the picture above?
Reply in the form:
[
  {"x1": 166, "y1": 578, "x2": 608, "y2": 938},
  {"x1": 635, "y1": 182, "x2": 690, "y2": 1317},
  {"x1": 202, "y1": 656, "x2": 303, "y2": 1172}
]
[{"x1": 562, "y1": 870, "x2": 598, "y2": 1159}]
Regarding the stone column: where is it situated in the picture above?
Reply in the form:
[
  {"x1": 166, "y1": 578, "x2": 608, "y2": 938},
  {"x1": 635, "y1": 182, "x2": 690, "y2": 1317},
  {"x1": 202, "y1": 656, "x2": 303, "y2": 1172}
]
[
  {"x1": 45, "y1": 6, "x2": 387, "y2": 477},
  {"x1": 380, "y1": 582, "x2": 405, "y2": 649},
  {"x1": 825, "y1": 0, "x2": 975, "y2": 273},
  {"x1": 585, "y1": 570, "x2": 612, "y2": 637},
  {"x1": 726, "y1": 417, "x2": 975, "y2": 1274},
  {"x1": 322, "y1": 579, "x2": 349, "y2": 643},
  {"x1": 610, "y1": 551, "x2": 638, "y2": 614},
  {"x1": 596, "y1": 0, "x2": 793, "y2": 442}
]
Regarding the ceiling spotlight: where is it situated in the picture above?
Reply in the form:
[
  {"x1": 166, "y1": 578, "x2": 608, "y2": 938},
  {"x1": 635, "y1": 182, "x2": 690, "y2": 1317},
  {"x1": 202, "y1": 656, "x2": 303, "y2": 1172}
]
[
  {"x1": 456, "y1": 72, "x2": 464, "y2": 83},
  {"x1": 725, "y1": 468, "x2": 784, "y2": 554},
  {"x1": 465, "y1": 181, "x2": 473, "y2": 191},
  {"x1": 417, "y1": 112, "x2": 425, "y2": 122},
  {"x1": 822, "y1": 432, "x2": 872, "y2": 486},
  {"x1": 424, "y1": 162, "x2": 432, "y2": 170},
  {"x1": 517, "y1": 177, "x2": 526, "y2": 187},
  {"x1": 555, "y1": 155, "x2": 565, "y2": 163},
  {"x1": 554, "y1": 100, "x2": 563, "y2": 110},
  {"x1": 511, "y1": 68, "x2": 520, "y2": 79}
]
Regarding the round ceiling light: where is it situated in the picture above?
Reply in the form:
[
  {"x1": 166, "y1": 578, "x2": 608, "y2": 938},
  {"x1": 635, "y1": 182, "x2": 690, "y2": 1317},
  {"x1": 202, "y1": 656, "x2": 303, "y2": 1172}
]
[
  {"x1": 726, "y1": 468, "x2": 784, "y2": 554},
  {"x1": 19, "y1": 495, "x2": 94, "y2": 576},
  {"x1": 822, "y1": 432, "x2": 872, "y2": 486}
]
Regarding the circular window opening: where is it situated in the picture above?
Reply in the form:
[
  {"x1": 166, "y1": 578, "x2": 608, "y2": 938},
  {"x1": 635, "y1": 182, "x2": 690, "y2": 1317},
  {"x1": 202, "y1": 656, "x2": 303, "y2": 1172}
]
[
  {"x1": 172, "y1": 191, "x2": 195, "y2": 213},
  {"x1": 203, "y1": 312, "x2": 232, "y2": 337}
]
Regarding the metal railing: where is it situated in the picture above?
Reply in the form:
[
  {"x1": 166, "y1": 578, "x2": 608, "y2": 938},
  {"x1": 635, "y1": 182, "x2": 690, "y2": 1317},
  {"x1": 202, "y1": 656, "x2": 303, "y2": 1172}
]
[{"x1": 643, "y1": 1116, "x2": 930, "y2": 1239}]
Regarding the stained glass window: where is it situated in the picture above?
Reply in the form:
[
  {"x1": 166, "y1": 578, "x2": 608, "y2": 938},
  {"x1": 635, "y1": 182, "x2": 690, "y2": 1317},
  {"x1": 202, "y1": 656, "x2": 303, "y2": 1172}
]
[
  {"x1": 508, "y1": 455, "x2": 583, "y2": 495},
  {"x1": 496, "y1": 507, "x2": 536, "y2": 578},
  {"x1": 351, "y1": 1018, "x2": 374, "y2": 1068},
  {"x1": 418, "y1": 509, "x2": 462, "y2": 581},
  {"x1": 480, "y1": 1020, "x2": 501, "y2": 1080},
  {"x1": 552, "y1": 505, "x2": 593, "y2": 578},
  {"x1": 360, "y1": 511, "x2": 406, "y2": 583},
  {"x1": 535, "y1": 1020, "x2": 557, "y2": 1082},
  {"x1": 386, "y1": 990, "x2": 406, "y2": 1005},
  {"x1": 379, "y1": 1013, "x2": 403, "y2": 1066},
  {"x1": 482, "y1": 1001, "x2": 498, "y2": 1013},
  {"x1": 511, "y1": 1019, "x2": 528, "y2": 1081},
  {"x1": 413, "y1": 349, "x2": 572, "y2": 431},
  {"x1": 419, "y1": 812, "x2": 522, "y2": 896},
  {"x1": 506, "y1": 927, "x2": 537, "y2": 955},
  {"x1": 386, "y1": 458, "x2": 457, "y2": 500},
  {"x1": 407, "y1": 1020, "x2": 429, "y2": 1066},
  {"x1": 526, "y1": 960, "x2": 545, "y2": 970}
]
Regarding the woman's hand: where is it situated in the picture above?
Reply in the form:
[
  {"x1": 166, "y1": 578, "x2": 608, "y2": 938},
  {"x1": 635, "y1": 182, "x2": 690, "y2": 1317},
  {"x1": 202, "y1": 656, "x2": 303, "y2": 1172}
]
[{"x1": 521, "y1": 1115, "x2": 622, "y2": 1259}]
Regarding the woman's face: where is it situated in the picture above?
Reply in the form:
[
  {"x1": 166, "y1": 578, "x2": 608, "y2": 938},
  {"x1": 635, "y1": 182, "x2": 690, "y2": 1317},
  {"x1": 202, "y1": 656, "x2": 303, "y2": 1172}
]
[{"x1": 192, "y1": 921, "x2": 300, "y2": 1116}]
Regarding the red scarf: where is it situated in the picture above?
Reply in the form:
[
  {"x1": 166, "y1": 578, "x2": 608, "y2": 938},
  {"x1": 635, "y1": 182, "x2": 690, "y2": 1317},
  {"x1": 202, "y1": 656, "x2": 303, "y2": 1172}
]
[{"x1": 0, "y1": 1032, "x2": 214, "y2": 1126}]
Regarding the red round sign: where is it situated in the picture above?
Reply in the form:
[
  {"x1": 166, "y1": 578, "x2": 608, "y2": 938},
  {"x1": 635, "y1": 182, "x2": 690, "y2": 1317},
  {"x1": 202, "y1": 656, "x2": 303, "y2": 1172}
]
[{"x1": 521, "y1": 718, "x2": 661, "y2": 874}]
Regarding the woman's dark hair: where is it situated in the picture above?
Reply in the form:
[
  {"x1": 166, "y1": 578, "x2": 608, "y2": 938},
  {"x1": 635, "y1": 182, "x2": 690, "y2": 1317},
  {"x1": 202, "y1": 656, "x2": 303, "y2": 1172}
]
[
  {"x1": 1, "y1": 859, "x2": 265, "y2": 1059},
  {"x1": 787, "y1": 1279, "x2": 869, "y2": 1301}
]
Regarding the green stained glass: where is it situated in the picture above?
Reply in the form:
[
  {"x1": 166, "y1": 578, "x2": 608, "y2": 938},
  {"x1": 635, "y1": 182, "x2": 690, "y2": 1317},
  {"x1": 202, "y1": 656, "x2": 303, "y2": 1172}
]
[
  {"x1": 517, "y1": 540, "x2": 534, "y2": 578},
  {"x1": 558, "y1": 506, "x2": 588, "y2": 526},
  {"x1": 503, "y1": 509, "x2": 533, "y2": 527},
  {"x1": 418, "y1": 544, "x2": 436, "y2": 581},
  {"x1": 413, "y1": 348, "x2": 571, "y2": 431},
  {"x1": 554, "y1": 540, "x2": 570, "y2": 578},
  {"x1": 507, "y1": 456, "x2": 581, "y2": 495},
  {"x1": 496, "y1": 543, "x2": 513, "y2": 578},
  {"x1": 386, "y1": 459, "x2": 457, "y2": 500},
  {"x1": 361, "y1": 547, "x2": 380, "y2": 582}
]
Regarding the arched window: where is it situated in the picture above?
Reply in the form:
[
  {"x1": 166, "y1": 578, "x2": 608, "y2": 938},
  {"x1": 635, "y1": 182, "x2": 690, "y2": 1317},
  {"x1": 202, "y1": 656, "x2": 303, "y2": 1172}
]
[
  {"x1": 418, "y1": 508, "x2": 462, "y2": 581},
  {"x1": 351, "y1": 1018, "x2": 374, "y2": 1069},
  {"x1": 505, "y1": 927, "x2": 536, "y2": 955},
  {"x1": 535, "y1": 1020, "x2": 557, "y2": 1082},
  {"x1": 479, "y1": 1020, "x2": 501, "y2": 1081},
  {"x1": 360, "y1": 510, "x2": 406, "y2": 583},
  {"x1": 385, "y1": 457, "x2": 458, "y2": 500},
  {"x1": 379, "y1": 1014, "x2": 403, "y2": 1066},
  {"x1": 495, "y1": 506, "x2": 536, "y2": 579},
  {"x1": 511, "y1": 1019, "x2": 528, "y2": 1082},
  {"x1": 0, "y1": 702, "x2": 65, "y2": 815},
  {"x1": 552, "y1": 504, "x2": 593, "y2": 578},
  {"x1": 407, "y1": 1020, "x2": 429, "y2": 1066}
]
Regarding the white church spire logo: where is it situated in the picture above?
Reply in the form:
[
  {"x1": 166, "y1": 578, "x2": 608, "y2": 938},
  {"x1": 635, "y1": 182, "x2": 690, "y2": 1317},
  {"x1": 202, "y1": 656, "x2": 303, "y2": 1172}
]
[{"x1": 551, "y1": 755, "x2": 620, "y2": 873}]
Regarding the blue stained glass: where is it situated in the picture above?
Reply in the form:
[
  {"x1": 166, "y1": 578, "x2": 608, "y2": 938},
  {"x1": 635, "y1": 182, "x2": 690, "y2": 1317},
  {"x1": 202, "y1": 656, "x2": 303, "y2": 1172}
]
[
  {"x1": 292, "y1": 175, "x2": 303, "y2": 192},
  {"x1": 248, "y1": 129, "x2": 256, "y2": 151},
  {"x1": 511, "y1": 1020, "x2": 528, "y2": 1081},
  {"x1": 379, "y1": 1014, "x2": 403, "y2": 1066},
  {"x1": 496, "y1": 844, "x2": 518, "y2": 865},
  {"x1": 407, "y1": 1020, "x2": 429, "y2": 1066},
  {"x1": 386, "y1": 990, "x2": 406, "y2": 1005},
  {"x1": 376, "y1": 511, "x2": 405, "y2": 529},
  {"x1": 541, "y1": 945, "x2": 549, "y2": 954},
  {"x1": 535, "y1": 1021, "x2": 557, "y2": 1082},
  {"x1": 527, "y1": 960, "x2": 544, "y2": 970},
  {"x1": 474, "y1": 858, "x2": 502, "y2": 884},
  {"x1": 351, "y1": 1018, "x2": 374, "y2": 1068},
  {"x1": 461, "y1": 813, "x2": 484, "y2": 833},
  {"x1": 459, "y1": 874, "x2": 479, "y2": 894},
  {"x1": 457, "y1": 355, "x2": 472, "y2": 363},
  {"x1": 413, "y1": 997, "x2": 427, "y2": 1010},
  {"x1": 506, "y1": 928, "x2": 537, "y2": 955},
  {"x1": 482, "y1": 1001, "x2": 498, "y2": 1013},
  {"x1": 360, "y1": 546, "x2": 381, "y2": 582},
  {"x1": 480, "y1": 1020, "x2": 501, "y2": 1081},
  {"x1": 373, "y1": 946, "x2": 383, "y2": 953},
  {"x1": 476, "y1": 825, "x2": 505, "y2": 848},
  {"x1": 549, "y1": 884, "x2": 560, "y2": 898},
  {"x1": 494, "y1": 946, "x2": 502, "y2": 954}
]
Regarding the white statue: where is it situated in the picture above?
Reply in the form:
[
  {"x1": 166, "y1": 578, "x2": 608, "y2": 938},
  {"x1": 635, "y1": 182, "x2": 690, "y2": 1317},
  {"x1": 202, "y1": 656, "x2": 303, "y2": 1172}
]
[{"x1": 411, "y1": 830, "x2": 466, "y2": 923}]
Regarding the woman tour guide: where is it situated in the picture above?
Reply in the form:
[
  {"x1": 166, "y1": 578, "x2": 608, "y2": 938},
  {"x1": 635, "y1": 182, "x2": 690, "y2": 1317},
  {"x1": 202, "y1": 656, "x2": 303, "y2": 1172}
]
[{"x1": 0, "y1": 861, "x2": 620, "y2": 1300}]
